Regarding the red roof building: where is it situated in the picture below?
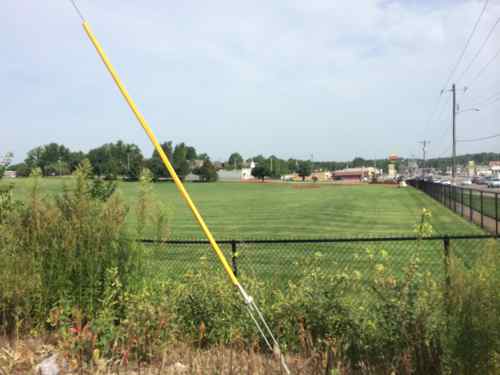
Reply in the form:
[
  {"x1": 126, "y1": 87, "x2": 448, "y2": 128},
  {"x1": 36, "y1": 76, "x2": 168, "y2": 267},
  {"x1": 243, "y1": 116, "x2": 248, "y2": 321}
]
[{"x1": 333, "y1": 167, "x2": 378, "y2": 181}]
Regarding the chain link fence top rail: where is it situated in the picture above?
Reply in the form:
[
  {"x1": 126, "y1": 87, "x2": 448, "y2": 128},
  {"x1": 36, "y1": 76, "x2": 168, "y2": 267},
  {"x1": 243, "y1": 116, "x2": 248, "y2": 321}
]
[{"x1": 139, "y1": 235, "x2": 499, "y2": 289}]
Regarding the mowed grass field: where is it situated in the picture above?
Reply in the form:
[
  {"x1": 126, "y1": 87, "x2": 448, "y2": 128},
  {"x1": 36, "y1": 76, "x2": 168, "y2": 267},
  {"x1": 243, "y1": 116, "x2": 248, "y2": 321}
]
[
  {"x1": 2, "y1": 177, "x2": 492, "y2": 284},
  {"x1": 2, "y1": 177, "x2": 483, "y2": 238}
]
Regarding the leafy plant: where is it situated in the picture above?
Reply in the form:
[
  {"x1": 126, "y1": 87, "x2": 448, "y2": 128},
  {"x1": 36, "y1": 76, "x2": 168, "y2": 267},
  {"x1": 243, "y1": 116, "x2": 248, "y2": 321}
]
[
  {"x1": 445, "y1": 240, "x2": 500, "y2": 374},
  {"x1": 0, "y1": 161, "x2": 142, "y2": 334}
]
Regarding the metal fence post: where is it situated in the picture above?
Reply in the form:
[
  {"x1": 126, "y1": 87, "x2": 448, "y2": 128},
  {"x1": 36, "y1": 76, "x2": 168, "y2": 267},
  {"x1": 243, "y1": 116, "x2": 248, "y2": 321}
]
[
  {"x1": 469, "y1": 189, "x2": 473, "y2": 222},
  {"x1": 480, "y1": 191, "x2": 484, "y2": 228},
  {"x1": 443, "y1": 236, "x2": 451, "y2": 317},
  {"x1": 496, "y1": 192, "x2": 498, "y2": 237},
  {"x1": 461, "y1": 187, "x2": 464, "y2": 217},
  {"x1": 453, "y1": 186, "x2": 457, "y2": 213},
  {"x1": 231, "y1": 240, "x2": 238, "y2": 276}
]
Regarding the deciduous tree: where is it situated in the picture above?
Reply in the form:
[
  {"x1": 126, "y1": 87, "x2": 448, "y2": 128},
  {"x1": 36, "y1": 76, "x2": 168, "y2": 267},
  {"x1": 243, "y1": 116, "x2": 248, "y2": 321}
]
[
  {"x1": 87, "y1": 141, "x2": 144, "y2": 180},
  {"x1": 173, "y1": 143, "x2": 191, "y2": 181},
  {"x1": 193, "y1": 159, "x2": 218, "y2": 182},
  {"x1": 297, "y1": 161, "x2": 312, "y2": 181},
  {"x1": 251, "y1": 165, "x2": 271, "y2": 182},
  {"x1": 25, "y1": 143, "x2": 71, "y2": 175},
  {"x1": 227, "y1": 152, "x2": 243, "y2": 170},
  {"x1": 147, "y1": 141, "x2": 173, "y2": 180},
  {"x1": 0, "y1": 152, "x2": 13, "y2": 179}
]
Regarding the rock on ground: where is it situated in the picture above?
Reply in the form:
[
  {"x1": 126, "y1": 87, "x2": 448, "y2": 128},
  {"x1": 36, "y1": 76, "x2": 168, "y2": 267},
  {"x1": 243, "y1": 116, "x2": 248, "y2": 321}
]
[{"x1": 35, "y1": 354, "x2": 60, "y2": 375}]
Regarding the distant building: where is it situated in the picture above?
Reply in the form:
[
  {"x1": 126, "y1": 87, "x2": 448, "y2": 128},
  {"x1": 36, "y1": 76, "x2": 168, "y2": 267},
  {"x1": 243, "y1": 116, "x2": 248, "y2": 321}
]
[
  {"x1": 333, "y1": 167, "x2": 378, "y2": 181},
  {"x1": 388, "y1": 163, "x2": 397, "y2": 178},
  {"x1": 213, "y1": 161, "x2": 224, "y2": 170},
  {"x1": 281, "y1": 173, "x2": 297, "y2": 181},
  {"x1": 241, "y1": 161, "x2": 255, "y2": 180},
  {"x1": 282, "y1": 170, "x2": 332, "y2": 182},
  {"x1": 402, "y1": 160, "x2": 418, "y2": 177},
  {"x1": 311, "y1": 171, "x2": 332, "y2": 181},
  {"x1": 190, "y1": 159, "x2": 204, "y2": 169},
  {"x1": 476, "y1": 165, "x2": 492, "y2": 176},
  {"x1": 184, "y1": 173, "x2": 200, "y2": 182},
  {"x1": 216, "y1": 170, "x2": 241, "y2": 181},
  {"x1": 217, "y1": 161, "x2": 255, "y2": 181},
  {"x1": 3, "y1": 170, "x2": 16, "y2": 178},
  {"x1": 490, "y1": 161, "x2": 500, "y2": 176},
  {"x1": 467, "y1": 161, "x2": 475, "y2": 177}
]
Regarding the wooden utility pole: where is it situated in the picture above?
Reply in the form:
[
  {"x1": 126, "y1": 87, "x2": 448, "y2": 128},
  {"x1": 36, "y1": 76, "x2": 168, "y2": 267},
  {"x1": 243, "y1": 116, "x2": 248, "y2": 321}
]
[
  {"x1": 419, "y1": 140, "x2": 430, "y2": 176},
  {"x1": 451, "y1": 83, "x2": 456, "y2": 181}
]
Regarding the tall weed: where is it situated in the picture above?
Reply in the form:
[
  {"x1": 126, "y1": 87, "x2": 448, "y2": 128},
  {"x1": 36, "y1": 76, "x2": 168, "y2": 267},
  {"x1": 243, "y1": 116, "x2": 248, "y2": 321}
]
[
  {"x1": 445, "y1": 240, "x2": 500, "y2": 374},
  {"x1": 0, "y1": 162, "x2": 143, "y2": 334}
]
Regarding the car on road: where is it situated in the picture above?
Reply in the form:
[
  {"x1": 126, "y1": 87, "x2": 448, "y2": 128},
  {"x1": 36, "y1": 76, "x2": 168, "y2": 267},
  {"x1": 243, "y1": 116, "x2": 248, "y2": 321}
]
[
  {"x1": 477, "y1": 177, "x2": 489, "y2": 185},
  {"x1": 472, "y1": 176, "x2": 487, "y2": 184},
  {"x1": 441, "y1": 180, "x2": 451, "y2": 185},
  {"x1": 460, "y1": 179, "x2": 472, "y2": 186},
  {"x1": 487, "y1": 178, "x2": 500, "y2": 188}
]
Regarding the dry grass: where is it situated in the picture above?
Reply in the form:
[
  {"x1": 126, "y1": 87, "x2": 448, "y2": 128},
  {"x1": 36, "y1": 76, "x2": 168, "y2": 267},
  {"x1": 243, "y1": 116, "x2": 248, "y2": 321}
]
[{"x1": 0, "y1": 337, "x2": 337, "y2": 374}]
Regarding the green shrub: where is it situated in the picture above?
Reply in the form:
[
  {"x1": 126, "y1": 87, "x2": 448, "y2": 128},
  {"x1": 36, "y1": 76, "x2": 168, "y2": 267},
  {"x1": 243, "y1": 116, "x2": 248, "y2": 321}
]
[
  {"x1": 445, "y1": 240, "x2": 500, "y2": 374},
  {"x1": 1, "y1": 180, "x2": 499, "y2": 374},
  {"x1": 0, "y1": 162, "x2": 143, "y2": 334}
]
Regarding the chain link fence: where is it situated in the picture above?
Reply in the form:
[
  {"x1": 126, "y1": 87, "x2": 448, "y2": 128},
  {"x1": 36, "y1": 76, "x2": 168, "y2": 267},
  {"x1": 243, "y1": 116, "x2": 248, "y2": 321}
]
[
  {"x1": 409, "y1": 179, "x2": 500, "y2": 235},
  {"x1": 140, "y1": 235, "x2": 499, "y2": 288}
]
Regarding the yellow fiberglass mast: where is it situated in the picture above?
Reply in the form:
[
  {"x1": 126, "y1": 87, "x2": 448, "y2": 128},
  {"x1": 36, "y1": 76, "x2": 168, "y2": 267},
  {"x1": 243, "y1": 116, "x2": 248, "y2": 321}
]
[{"x1": 68, "y1": 1, "x2": 290, "y2": 373}]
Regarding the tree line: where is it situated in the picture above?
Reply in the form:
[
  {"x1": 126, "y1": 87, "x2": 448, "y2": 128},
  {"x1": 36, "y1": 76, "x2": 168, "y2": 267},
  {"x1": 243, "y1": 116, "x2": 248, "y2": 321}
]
[
  {"x1": 424, "y1": 152, "x2": 500, "y2": 171},
  {"x1": 5, "y1": 144, "x2": 500, "y2": 181},
  {"x1": 6, "y1": 141, "x2": 217, "y2": 182}
]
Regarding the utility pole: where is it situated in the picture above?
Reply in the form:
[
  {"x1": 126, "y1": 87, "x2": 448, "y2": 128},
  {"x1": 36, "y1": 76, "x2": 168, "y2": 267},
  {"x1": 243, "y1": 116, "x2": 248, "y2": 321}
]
[
  {"x1": 451, "y1": 83, "x2": 456, "y2": 182},
  {"x1": 418, "y1": 140, "x2": 430, "y2": 176},
  {"x1": 443, "y1": 83, "x2": 459, "y2": 181}
]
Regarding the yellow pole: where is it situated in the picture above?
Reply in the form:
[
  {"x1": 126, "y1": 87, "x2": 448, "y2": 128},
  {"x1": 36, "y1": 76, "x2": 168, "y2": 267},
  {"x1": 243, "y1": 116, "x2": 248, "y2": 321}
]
[{"x1": 81, "y1": 21, "x2": 238, "y2": 286}]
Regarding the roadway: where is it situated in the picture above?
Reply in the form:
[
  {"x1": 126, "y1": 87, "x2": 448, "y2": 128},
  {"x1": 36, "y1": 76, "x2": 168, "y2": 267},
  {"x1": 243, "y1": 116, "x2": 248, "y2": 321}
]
[{"x1": 433, "y1": 176, "x2": 500, "y2": 193}]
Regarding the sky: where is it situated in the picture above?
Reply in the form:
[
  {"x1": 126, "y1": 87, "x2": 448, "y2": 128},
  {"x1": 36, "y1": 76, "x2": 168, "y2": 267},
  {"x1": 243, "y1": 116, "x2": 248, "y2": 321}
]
[{"x1": 1, "y1": 0, "x2": 499, "y2": 163}]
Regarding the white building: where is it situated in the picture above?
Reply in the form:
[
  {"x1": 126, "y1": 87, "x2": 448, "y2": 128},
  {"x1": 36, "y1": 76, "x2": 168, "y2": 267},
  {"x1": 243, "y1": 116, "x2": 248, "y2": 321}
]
[
  {"x1": 241, "y1": 161, "x2": 255, "y2": 180},
  {"x1": 218, "y1": 161, "x2": 256, "y2": 181},
  {"x1": 476, "y1": 165, "x2": 493, "y2": 176}
]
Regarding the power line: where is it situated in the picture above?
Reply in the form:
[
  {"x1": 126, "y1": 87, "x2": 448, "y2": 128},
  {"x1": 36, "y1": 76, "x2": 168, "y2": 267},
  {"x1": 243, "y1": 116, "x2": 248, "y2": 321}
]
[
  {"x1": 469, "y1": 89, "x2": 500, "y2": 107},
  {"x1": 429, "y1": 100, "x2": 452, "y2": 162},
  {"x1": 422, "y1": 83, "x2": 450, "y2": 139},
  {"x1": 435, "y1": 143, "x2": 452, "y2": 159},
  {"x1": 434, "y1": 122, "x2": 451, "y2": 145},
  {"x1": 478, "y1": 95, "x2": 500, "y2": 108},
  {"x1": 468, "y1": 45, "x2": 500, "y2": 86},
  {"x1": 457, "y1": 16, "x2": 500, "y2": 84},
  {"x1": 422, "y1": 94, "x2": 446, "y2": 138},
  {"x1": 431, "y1": 95, "x2": 451, "y2": 134},
  {"x1": 418, "y1": 140, "x2": 430, "y2": 175},
  {"x1": 457, "y1": 133, "x2": 500, "y2": 142},
  {"x1": 422, "y1": 0, "x2": 489, "y2": 137},
  {"x1": 441, "y1": 0, "x2": 489, "y2": 91}
]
